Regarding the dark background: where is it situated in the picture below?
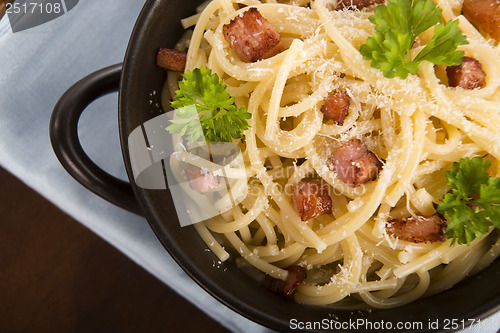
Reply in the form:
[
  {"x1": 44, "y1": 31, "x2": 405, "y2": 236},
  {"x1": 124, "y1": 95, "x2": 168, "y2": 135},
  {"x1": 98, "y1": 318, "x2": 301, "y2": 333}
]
[{"x1": 0, "y1": 165, "x2": 230, "y2": 331}]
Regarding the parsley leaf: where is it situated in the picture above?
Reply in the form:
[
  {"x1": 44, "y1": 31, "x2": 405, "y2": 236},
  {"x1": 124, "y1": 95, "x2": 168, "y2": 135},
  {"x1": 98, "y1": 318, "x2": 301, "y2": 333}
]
[
  {"x1": 437, "y1": 157, "x2": 500, "y2": 245},
  {"x1": 167, "y1": 66, "x2": 251, "y2": 143},
  {"x1": 359, "y1": 0, "x2": 468, "y2": 79}
]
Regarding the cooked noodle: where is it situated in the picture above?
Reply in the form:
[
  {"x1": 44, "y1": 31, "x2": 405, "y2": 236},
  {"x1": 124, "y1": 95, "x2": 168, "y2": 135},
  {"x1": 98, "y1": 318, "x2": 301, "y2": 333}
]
[{"x1": 164, "y1": 0, "x2": 500, "y2": 308}]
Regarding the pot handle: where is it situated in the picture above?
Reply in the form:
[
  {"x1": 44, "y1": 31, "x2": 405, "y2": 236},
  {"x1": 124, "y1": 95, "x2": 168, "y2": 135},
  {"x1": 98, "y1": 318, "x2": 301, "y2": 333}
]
[{"x1": 49, "y1": 63, "x2": 142, "y2": 216}]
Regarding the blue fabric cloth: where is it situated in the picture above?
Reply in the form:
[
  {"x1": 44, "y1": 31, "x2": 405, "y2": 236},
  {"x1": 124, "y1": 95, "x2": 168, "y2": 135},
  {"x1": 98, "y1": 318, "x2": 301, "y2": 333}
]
[{"x1": 0, "y1": 1, "x2": 497, "y2": 332}]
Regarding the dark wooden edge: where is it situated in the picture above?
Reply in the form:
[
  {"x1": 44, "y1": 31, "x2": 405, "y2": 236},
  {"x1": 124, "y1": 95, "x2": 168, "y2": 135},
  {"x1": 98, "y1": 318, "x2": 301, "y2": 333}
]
[{"x1": 0, "y1": 1, "x2": 15, "y2": 20}]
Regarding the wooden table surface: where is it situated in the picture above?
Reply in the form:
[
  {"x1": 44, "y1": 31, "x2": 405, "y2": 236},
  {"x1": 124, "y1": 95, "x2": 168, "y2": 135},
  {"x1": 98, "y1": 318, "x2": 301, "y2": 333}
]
[{"x1": 0, "y1": 166, "x2": 230, "y2": 332}]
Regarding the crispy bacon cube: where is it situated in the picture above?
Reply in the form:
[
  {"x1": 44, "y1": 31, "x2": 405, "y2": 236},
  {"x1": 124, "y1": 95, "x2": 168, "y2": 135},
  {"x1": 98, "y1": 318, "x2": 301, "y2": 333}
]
[
  {"x1": 329, "y1": 139, "x2": 381, "y2": 187},
  {"x1": 386, "y1": 214, "x2": 446, "y2": 243},
  {"x1": 292, "y1": 179, "x2": 332, "y2": 221},
  {"x1": 321, "y1": 90, "x2": 351, "y2": 126},
  {"x1": 462, "y1": 0, "x2": 500, "y2": 41},
  {"x1": 446, "y1": 56, "x2": 486, "y2": 90},
  {"x1": 223, "y1": 8, "x2": 282, "y2": 63},
  {"x1": 156, "y1": 48, "x2": 187, "y2": 72},
  {"x1": 269, "y1": 266, "x2": 307, "y2": 297},
  {"x1": 338, "y1": 0, "x2": 385, "y2": 10},
  {"x1": 184, "y1": 165, "x2": 219, "y2": 193}
]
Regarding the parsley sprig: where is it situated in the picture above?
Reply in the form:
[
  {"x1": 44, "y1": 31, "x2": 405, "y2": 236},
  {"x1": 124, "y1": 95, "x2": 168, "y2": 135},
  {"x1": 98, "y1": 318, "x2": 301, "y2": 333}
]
[
  {"x1": 167, "y1": 66, "x2": 251, "y2": 143},
  {"x1": 360, "y1": 0, "x2": 468, "y2": 79},
  {"x1": 437, "y1": 157, "x2": 500, "y2": 245}
]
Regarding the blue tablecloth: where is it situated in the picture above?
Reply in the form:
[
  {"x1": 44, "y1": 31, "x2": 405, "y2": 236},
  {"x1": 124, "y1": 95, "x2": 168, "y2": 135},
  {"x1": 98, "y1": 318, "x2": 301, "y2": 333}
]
[{"x1": 0, "y1": 1, "x2": 497, "y2": 332}]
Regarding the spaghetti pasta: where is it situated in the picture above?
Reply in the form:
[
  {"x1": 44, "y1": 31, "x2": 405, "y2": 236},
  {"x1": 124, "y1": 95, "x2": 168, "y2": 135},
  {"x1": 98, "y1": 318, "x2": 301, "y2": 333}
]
[{"x1": 164, "y1": 0, "x2": 500, "y2": 308}]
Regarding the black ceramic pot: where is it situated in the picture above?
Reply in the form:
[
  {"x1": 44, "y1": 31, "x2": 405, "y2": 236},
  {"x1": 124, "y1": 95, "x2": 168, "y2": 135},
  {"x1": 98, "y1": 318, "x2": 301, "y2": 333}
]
[{"x1": 49, "y1": 0, "x2": 500, "y2": 331}]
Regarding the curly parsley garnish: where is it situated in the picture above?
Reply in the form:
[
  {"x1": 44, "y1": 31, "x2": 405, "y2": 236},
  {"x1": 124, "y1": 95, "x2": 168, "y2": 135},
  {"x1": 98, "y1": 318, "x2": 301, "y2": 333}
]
[
  {"x1": 437, "y1": 157, "x2": 500, "y2": 245},
  {"x1": 167, "y1": 66, "x2": 251, "y2": 143},
  {"x1": 360, "y1": 0, "x2": 468, "y2": 79}
]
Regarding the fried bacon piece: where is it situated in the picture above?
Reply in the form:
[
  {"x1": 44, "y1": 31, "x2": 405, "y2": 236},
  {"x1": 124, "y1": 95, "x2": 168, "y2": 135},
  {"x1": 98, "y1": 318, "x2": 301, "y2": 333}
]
[
  {"x1": 329, "y1": 139, "x2": 381, "y2": 187},
  {"x1": 223, "y1": 8, "x2": 282, "y2": 63},
  {"x1": 292, "y1": 179, "x2": 332, "y2": 221},
  {"x1": 156, "y1": 48, "x2": 187, "y2": 72},
  {"x1": 338, "y1": 0, "x2": 385, "y2": 10},
  {"x1": 321, "y1": 89, "x2": 351, "y2": 126},
  {"x1": 269, "y1": 266, "x2": 307, "y2": 297},
  {"x1": 386, "y1": 214, "x2": 446, "y2": 243},
  {"x1": 446, "y1": 56, "x2": 486, "y2": 90},
  {"x1": 462, "y1": 0, "x2": 500, "y2": 41},
  {"x1": 184, "y1": 165, "x2": 219, "y2": 193}
]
